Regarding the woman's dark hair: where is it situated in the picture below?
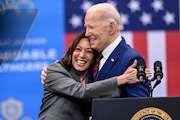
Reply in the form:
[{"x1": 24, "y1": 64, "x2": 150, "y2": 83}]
[{"x1": 60, "y1": 31, "x2": 99, "y2": 71}]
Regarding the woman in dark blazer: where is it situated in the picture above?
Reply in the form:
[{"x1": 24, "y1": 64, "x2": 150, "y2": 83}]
[{"x1": 38, "y1": 31, "x2": 150, "y2": 120}]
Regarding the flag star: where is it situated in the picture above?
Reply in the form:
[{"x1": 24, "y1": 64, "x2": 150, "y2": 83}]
[
  {"x1": 163, "y1": 11, "x2": 175, "y2": 25},
  {"x1": 127, "y1": 0, "x2": 141, "y2": 12},
  {"x1": 151, "y1": 0, "x2": 164, "y2": 12},
  {"x1": 69, "y1": 14, "x2": 83, "y2": 28},
  {"x1": 120, "y1": 13, "x2": 129, "y2": 25},
  {"x1": 139, "y1": 12, "x2": 152, "y2": 26},
  {"x1": 107, "y1": 0, "x2": 118, "y2": 8},
  {"x1": 80, "y1": 0, "x2": 93, "y2": 13}
]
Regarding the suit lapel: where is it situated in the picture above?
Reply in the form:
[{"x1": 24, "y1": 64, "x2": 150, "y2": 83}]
[{"x1": 96, "y1": 38, "x2": 126, "y2": 80}]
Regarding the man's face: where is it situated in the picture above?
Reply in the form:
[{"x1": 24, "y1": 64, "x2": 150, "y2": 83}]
[{"x1": 84, "y1": 11, "x2": 111, "y2": 52}]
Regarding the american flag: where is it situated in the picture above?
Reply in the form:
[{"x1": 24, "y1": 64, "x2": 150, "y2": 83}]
[{"x1": 65, "y1": 0, "x2": 180, "y2": 97}]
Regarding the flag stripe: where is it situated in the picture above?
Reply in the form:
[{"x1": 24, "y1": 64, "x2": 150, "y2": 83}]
[
  {"x1": 166, "y1": 31, "x2": 180, "y2": 96},
  {"x1": 65, "y1": 33, "x2": 77, "y2": 52},
  {"x1": 121, "y1": 31, "x2": 133, "y2": 46},
  {"x1": 133, "y1": 32, "x2": 148, "y2": 66},
  {"x1": 148, "y1": 31, "x2": 167, "y2": 97}
]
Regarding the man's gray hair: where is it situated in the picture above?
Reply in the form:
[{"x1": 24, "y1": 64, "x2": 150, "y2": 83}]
[{"x1": 87, "y1": 3, "x2": 124, "y2": 31}]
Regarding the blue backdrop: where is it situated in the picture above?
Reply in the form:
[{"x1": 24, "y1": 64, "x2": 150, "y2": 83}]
[{"x1": 0, "y1": 0, "x2": 64, "y2": 119}]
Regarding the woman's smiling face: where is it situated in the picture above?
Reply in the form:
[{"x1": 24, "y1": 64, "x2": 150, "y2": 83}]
[{"x1": 72, "y1": 38, "x2": 94, "y2": 72}]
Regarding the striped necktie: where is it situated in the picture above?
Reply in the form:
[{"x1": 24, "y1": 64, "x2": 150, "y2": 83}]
[{"x1": 92, "y1": 53, "x2": 103, "y2": 81}]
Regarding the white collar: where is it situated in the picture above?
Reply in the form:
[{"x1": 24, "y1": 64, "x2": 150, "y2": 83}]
[
  {"x1": 102, "y1": 35, "x2": 122, "y2": 59},
  {"x1": 99, "y1": 36, "x2": 122, "y2": 70}
]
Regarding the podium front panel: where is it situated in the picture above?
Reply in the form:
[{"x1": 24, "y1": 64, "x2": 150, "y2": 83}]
[{"x1": 92, "y1": 97, "x2": 180, "y2": 120}]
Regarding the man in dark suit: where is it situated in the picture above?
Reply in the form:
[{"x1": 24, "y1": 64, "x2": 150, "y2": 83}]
[{"x1": 84, "y1": 3, "x2": 149, "y2": 97}]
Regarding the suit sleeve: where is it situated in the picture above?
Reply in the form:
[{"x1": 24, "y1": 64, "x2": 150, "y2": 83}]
[
  {"x1": 122, "y1": 57, "x2": 149, "y2": 97},
  {"x1": 44, "y1": 63, "x2": 120, "y2": 100}
]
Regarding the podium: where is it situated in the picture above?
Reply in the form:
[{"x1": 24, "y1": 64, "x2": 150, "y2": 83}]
[{"x1": 91, "y1": 97, "x2": 180, "y2": 120}]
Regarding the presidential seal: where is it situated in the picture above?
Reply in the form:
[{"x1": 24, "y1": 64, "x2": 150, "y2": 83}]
[{"x1": 131, "y1": 107, "x2": 172, "y2": 120}]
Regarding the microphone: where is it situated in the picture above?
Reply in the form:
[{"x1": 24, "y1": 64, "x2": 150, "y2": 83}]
[
  {"x1": 153, "y1": 61, "x2": 163, "y2": 88},
  {"x1": 136, "y1": 60, "x2": 146, "y2": 82}
]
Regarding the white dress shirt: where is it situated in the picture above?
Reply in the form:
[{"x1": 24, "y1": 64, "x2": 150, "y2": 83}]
[{"x1": 99, "y1": 36, "x2": 122, "y2": 70}]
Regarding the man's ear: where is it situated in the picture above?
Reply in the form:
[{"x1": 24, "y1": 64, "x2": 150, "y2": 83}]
[{"x1": 109, "y1": 22, "x2": 116, "y2": 35}]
